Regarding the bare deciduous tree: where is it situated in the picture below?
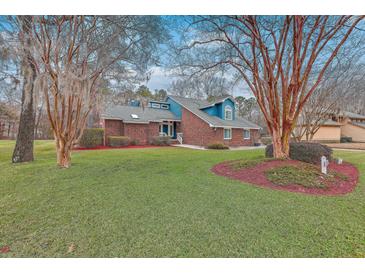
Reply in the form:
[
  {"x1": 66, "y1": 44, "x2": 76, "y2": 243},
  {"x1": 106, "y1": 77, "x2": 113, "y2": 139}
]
[
  {"x1": 293, "y1": 42, "x2": 365, "y2": 142},
  {"x1": 173, "y1": 16, "x2": 364, "y2": 158},
  {"x1": 26, "y1": 16, "x2": 165, "y2": 168},
  {"x1": 169, "y1": 73, "x2": 232, "y2": 100}
]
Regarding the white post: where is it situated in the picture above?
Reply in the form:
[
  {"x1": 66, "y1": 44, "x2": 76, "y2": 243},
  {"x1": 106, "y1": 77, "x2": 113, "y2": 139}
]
[{"x1": 321, "y1": 156, "x2": 329, "y2": 174}]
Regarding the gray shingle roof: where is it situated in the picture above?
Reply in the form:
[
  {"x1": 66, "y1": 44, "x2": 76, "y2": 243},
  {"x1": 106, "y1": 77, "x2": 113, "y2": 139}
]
[
  {"x1": 322, "y1": 119, "x2": 341, "y2": 126},
  {"x1": 101, "y1": 105, "x2": 180, "y2": 123},
  {"x1": 168, "y1": 95, "x2": 261, "y2": 129},
  {"x1": 351, "y1": 122, "x2": 365, "y2": 129},
  {"x1": 200, "y1": 95, "x2": 235, "y2": 109},
  {"x1": 340, "y1": 111, "x2": 365, "y2": 120}
]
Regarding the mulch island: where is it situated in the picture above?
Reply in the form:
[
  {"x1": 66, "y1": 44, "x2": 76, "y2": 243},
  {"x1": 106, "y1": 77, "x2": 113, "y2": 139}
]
[{"x1": 211, "y1": 158, "x2": 359, "y2": 195}]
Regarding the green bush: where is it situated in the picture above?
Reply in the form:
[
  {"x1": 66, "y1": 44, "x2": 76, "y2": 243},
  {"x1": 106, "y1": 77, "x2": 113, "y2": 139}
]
[
  {"x1": 130, "y1": 139, "x2": 139, "y2": 146},
  {"x1": 79, "y1": 128, "x2": 104, "y2": 148},
  {"x1": 340, "y1": 136, "x2": 352, "y2": 143},
  {"x1": 265, "y1": 142, "x2": 332, "y2": 164},
  {"x1": 207, "y1": 143, "x2": 229, "y2": 150},
  {"x1": 108, "y1": 136, "x2": 130, "y2": 147},
  {"x1": 150, "y1": 136, "x2": 171, "y2": 146}
]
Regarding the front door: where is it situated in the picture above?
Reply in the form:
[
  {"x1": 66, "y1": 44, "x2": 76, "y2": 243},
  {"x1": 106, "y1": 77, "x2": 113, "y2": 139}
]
[{"x1": 159, "y1": 121, "x2": 174, "y2": 137}]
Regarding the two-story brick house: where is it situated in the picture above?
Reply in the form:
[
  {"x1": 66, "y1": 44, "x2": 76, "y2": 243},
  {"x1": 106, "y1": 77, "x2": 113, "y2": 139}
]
[{"x1": 101, "y1": 95, "x2": 261, "y2": 147}]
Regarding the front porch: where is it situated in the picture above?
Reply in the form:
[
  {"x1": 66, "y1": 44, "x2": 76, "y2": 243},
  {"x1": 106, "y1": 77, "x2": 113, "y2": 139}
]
[{"x1": 158, "y1": 120, "x2": 181, "y2": 143}]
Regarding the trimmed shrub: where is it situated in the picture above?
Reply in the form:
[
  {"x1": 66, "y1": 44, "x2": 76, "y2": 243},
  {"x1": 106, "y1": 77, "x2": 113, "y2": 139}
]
[
  {"x1": 207, "y1": 143, "x2": 229, "y2": 150},
  {"x1": 79, "y1": 128, "x2": 104, "y2": 148},
  {"x1": 150, "y1": 136, "x2": 171, "y2": 146},
  {"x1": 108, "y1": 136, "x2": 130, "y2": 147},
  {"x1": 265, "y1": 142, "x2": 332, "y2": 164},
  {"x1": 130, "y1": 139, "x2": 139, "y2": 146},
  {"x1": 340, "y1": 136, "x2": 352, "y2": 143}
]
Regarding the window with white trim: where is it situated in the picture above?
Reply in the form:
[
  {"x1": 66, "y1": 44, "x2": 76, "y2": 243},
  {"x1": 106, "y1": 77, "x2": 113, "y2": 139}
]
[
  {"x1": 243, "y1": 129, "x2": 250, "y2": 139},
  {"x1": 224, "y1": 106, "x2": 233, "y2": 120},
  {"x1": 224, "y1": 128, "x2": 232, "y2": 140}
]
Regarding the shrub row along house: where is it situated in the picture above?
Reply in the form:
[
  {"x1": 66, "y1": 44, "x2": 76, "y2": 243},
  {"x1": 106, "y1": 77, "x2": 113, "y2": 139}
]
[
  {"x1": 101, "y1": 95, "x2": 261, "y2": 147},
  {"x1": 308, "y1": 111, "x2": 365, "y2": 143}
]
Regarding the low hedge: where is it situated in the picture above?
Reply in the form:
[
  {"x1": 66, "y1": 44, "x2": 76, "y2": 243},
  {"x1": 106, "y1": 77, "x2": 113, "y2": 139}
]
[
  {"x1": 207, "y1": 143, "x2": 229, "y2": 150},
  {"x1": 340, "y1": 136, "x2": 352, "y2": 143},
  {"x1": 108, "y1": 136, "x2": 130, "y2": 147},
  {"x1": 130, "y1": 139, "x2": 139, "y2": 145},
  {"x1": 150, "y1": 136, "x2": 171, "y2": 146},
  {"x1": 79, "y1": 128, "x2": 104, "y2": 148},
  {"x1": 265, "y1": 142, "x2": 332, "y2": 164}
]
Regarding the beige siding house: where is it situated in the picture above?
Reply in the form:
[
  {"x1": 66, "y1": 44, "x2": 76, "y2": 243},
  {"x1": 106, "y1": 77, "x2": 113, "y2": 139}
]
[
  {"x1": 341, "y1": 122, "x2": 365, "y2": 142},
  {"x1": 311, "y1": 122, "x2": 341, "y2": 142},
  {"x1": 311, "y1": 111, "x2": 365, "y2": 143}
]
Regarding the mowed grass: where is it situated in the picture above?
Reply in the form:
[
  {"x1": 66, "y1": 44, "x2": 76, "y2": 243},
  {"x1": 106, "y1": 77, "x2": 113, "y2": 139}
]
[{"x1": 1, "y1": 140, "x2": 365, "y2": 257}]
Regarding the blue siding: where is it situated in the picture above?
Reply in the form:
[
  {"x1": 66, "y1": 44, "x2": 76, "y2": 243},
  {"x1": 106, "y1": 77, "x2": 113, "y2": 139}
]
[
  {"x1": 200, "y1": 98, "x2": 236, "y2": 120},
  {"x1": 221, "y1": 98, "x2": 235, "y2": 120},
  {"x1": 202, "y1": 106, "x2": 218, "y2": 116},
  {"x1": 166, "y1": 97, "x2": 182, "y2": 119},
  {"x1": 167, "y1": 96, "x2": 235, "y2": 121},
  {"x1": 216, "y1": 103, "x2": 223, "y2": 119}
]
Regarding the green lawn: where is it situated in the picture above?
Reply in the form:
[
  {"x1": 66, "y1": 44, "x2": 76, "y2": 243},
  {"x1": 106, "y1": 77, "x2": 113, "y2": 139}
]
[{"x1": 1, "y1": 140, "x2": 365, "y2": 257}]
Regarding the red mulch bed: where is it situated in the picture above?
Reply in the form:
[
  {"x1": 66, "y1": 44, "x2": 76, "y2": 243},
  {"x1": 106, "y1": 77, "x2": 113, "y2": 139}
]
[
  {"x1": 211, "y1": 159, "x2": 359, "y2": 196},
  {"x1": 73, "y1": 145, "x2": 164, "y2": 151}
]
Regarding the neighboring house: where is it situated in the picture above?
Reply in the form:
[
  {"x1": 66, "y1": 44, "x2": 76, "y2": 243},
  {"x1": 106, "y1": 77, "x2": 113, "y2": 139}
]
[
  {"x1": 310, "y1": 111, "x2": 365, "y2": 143},
  {"x1": 101, "y1": 95, "x2": 261, "y2": 147}
]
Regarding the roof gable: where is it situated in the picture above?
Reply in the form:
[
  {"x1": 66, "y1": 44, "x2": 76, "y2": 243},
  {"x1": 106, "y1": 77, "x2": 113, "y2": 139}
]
[{"x1": 167, "y1": 95, "x2": 260, "y2": 129}]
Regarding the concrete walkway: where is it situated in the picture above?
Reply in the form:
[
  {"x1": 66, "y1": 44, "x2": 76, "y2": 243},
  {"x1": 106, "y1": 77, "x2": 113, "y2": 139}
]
[
  {"x1": 172, "y1": 144, "x2": 266, "y2": 151},
  {"x1": 332, "y1": 148, "x2": 365, "y2": 152},
  {"x1": 172, "y1": 144, "x2": 207, "y2": 150}
]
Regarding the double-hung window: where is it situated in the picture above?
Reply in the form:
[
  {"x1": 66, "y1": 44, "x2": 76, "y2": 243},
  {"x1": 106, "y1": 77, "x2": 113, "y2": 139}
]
[
  {"x1": 243, "y1": 129, "x2": 250, "y2": 140},
  {"x1": 224, "y1": 128, "x2": 232, "y2": 140},
  {"x1": 224, "y1": 106, "x2": 232, "y2": 120}
]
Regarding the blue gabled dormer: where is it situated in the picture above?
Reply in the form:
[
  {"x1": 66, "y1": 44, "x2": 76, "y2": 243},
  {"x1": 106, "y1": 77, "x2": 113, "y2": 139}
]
[
  {"x1": 201, "y1": 97, "x2": 235, "y2": 120},
  {"x1": 166, "y1": 97, "x2": 182, "y2": 119}
]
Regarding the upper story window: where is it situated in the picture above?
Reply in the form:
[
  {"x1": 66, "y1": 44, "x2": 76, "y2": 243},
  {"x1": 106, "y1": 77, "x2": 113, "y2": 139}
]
[
  {"x1": 151, "y1": 103, "x2": 161, "y2": 109},
  {"x1": 225, "y1": 106, "x2": 233, "y2": 120}
]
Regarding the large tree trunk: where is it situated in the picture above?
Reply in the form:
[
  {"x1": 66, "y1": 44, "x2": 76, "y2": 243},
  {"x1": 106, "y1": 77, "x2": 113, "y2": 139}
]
[
  {"x1": 55, "y1": 137, "x2": 72, "y2": 168},
  {"x1": 271, "y1": 128, "x2": 289, "y2": 158},
  {"x1": 12, "y1": 16, "x2": 36, "y2": 163}
]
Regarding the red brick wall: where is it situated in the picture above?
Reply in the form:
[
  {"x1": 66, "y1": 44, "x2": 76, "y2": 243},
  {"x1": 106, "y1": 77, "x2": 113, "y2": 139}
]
[
  {"x1": 222, "y1": 128, "x2": 259, "y2": 146},
  {"x1": 180, "y1": 108, "x2": 258, "y2": 147},
  {"x1": 124, "y1": 122, "x2": 159, "y2": 145},
  {"x1": 104, "y1": 119, "x2": 159, "y2": 145},
  {"x1": 104, "y1": 119, "x2": 124, "y2": 145}
]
